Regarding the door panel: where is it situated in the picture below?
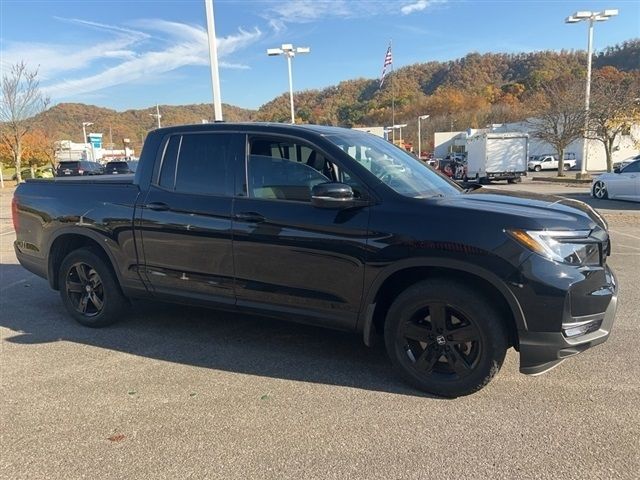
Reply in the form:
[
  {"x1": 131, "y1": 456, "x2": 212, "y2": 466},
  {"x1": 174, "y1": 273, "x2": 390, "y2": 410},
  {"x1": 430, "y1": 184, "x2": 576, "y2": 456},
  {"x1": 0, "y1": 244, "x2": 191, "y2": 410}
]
[
  {"x1": 138, "y1": 132, "x2": 243, "y2": 303},
  {"x1": 139, "y1": 187, "x2": 235, "y2": 300},
  {"x1": 232, "y1": 197, "x2": 370, "y2": 329},
  {"x1": 232, "y1": 135, "x2": 372, "y2": 330}
]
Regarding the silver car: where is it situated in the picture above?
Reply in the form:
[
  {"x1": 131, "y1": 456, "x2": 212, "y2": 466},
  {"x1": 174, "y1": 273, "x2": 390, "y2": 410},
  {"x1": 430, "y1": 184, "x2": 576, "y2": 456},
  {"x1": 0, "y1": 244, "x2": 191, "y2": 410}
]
[{"x1": 592, "y1": 160, "x2": 640, "y2": 202}]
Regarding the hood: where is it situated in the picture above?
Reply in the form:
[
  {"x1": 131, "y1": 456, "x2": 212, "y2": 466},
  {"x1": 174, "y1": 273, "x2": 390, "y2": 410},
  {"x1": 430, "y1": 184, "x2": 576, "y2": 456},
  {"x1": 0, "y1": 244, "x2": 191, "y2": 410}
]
[{"x1": 438, "y1": 190, "x2": 607, "y2": 231}]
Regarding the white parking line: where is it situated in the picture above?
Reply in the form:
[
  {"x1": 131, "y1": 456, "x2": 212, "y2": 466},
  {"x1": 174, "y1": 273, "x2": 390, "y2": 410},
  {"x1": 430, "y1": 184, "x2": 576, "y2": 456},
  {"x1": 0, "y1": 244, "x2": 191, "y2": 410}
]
[
  {"x1": 0, "y1": 230, "x2": 15, "y2": 236},
  {"x1": 610, "y1": 230, "x2": 640, "y2": 241},
  {"x1": 619, "y1": 244, "x2": 640, "y2": 251}
]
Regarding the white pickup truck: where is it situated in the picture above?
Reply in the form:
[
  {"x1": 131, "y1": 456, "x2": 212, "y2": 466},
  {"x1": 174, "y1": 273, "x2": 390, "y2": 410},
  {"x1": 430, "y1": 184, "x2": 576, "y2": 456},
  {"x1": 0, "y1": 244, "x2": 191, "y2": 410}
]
[{"x1": 528, "y1": 155, "x2": 577, "y2": 172}]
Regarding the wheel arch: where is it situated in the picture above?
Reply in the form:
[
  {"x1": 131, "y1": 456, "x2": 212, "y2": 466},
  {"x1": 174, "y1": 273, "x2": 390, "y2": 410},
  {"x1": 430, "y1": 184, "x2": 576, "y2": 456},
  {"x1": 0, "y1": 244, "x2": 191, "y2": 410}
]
[
  {"x1": 359, "y1": 259, "x2": 526, "y2": 349},
  {"x1": 48, "y1": 228, "x2": 122, "y2": 291}
]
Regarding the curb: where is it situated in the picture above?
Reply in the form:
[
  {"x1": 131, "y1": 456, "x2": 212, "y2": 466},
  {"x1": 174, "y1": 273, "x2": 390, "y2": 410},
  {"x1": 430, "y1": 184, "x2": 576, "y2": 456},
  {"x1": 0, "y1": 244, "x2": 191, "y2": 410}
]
[{"x1": 531, "y1": 177, "x2": 592, "y2": 185}]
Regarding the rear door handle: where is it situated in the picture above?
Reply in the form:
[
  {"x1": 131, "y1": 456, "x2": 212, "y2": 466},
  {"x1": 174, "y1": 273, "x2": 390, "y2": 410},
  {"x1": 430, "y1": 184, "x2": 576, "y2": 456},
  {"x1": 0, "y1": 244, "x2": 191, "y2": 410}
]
[
  {"x1": 233, "y1": 212, "x2": 265, "y2": 223},
  {"x1": 144, "y1": 202, "x2": 170, "y2": 211}
]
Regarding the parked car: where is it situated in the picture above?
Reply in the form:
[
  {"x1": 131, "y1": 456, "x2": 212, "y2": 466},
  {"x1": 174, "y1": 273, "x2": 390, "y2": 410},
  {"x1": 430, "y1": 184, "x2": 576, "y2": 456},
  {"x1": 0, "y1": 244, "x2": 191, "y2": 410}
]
[
  {"x1": 613, "y1": 154, "x2": 640, "y2": 171},
  {"x1": 591, "y1": 159, "x2": 640, "y2": 202},
  {"x1": 12, "y1": 167, "x2": 54, "y2": 181},
  {"x1": 55, "y1": 161, "x2": 103, "y2": 177},
  {"x1": 103, "y1": 160, "x2": 133, "y2": 175},
  {"x1": 528, "y1": 155, "x2": 576, "y2": 172},
  {"x1": 13, "y1": 123, "x2": 618, "y2": 397}
]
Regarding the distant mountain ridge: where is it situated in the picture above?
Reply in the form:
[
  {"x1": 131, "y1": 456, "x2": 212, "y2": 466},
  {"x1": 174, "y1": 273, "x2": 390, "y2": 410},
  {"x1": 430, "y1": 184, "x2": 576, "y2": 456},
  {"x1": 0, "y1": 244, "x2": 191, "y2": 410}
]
[{"x1": 26, "y1": 39, "x2": 639, "y2": 151}]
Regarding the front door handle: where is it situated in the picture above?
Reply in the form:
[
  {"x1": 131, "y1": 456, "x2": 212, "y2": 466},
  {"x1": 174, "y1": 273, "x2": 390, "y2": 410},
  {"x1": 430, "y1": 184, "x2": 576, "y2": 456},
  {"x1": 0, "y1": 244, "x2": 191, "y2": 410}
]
[
  {"x1": 144, "y1": 202, "x2": 170, "y2": 211},
  {"x1": 234, "y1": 212, "x2": 265, "y2": 223}
]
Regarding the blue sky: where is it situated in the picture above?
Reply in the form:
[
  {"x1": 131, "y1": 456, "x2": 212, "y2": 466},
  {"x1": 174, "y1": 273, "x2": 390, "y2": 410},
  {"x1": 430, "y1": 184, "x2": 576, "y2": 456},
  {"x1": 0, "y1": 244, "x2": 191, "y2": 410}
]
[{"x1": 1, "y1": 0, "x2": 638, "y2": 111}]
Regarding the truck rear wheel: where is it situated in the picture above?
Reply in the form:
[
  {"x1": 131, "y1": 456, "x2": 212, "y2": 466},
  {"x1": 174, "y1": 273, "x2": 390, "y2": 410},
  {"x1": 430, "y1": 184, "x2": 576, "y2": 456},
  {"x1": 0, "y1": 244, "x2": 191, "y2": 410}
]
[
  {"x1": 384, "y1": 279, "x2": 508, "y2": 397},
  {"x1": 58, "y1": 248, "x2": 128, "y2": 327}
]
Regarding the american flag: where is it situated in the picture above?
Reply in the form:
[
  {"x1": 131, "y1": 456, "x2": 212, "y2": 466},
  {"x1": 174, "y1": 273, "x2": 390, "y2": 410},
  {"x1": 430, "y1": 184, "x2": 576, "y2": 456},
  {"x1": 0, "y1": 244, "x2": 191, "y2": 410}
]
[{"x1": 380, "y1": 44, "x2": 393, "y2": 88}]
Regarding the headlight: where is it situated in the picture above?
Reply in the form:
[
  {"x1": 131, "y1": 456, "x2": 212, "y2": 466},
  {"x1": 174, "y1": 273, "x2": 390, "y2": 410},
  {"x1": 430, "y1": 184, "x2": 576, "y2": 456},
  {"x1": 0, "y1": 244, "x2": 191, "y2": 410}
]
[{"x1": 507, "y1": 229, "x2": 600, "y2": 266}]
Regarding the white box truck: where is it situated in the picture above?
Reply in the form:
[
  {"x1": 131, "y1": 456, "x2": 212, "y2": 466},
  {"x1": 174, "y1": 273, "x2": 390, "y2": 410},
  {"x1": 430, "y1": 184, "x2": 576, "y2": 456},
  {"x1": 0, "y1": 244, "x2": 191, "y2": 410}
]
[{"x1": 466, "y1": 132, "x2": 528, "y2": 183}]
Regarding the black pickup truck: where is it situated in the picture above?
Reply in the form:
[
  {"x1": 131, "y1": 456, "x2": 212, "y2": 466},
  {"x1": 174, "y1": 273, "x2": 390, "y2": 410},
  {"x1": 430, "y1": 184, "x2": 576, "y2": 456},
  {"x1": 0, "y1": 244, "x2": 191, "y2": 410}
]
[{"x1": 12, "y1": 123, "x2": 618, "y2": 397}]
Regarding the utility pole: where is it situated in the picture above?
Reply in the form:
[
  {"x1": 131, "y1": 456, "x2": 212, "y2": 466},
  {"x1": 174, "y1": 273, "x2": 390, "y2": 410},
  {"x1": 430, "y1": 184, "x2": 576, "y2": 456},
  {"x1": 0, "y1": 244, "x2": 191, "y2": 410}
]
[{"x1": 149, "y1": 104, "x2": 161, "y2": 129}]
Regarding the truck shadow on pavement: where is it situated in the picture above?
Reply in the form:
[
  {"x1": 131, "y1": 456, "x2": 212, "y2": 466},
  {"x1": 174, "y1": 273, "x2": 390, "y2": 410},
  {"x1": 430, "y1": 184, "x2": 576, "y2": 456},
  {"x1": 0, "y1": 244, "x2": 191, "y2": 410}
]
[{"x1": 1, "y1": 264, "x2": 435, "y2": 398}]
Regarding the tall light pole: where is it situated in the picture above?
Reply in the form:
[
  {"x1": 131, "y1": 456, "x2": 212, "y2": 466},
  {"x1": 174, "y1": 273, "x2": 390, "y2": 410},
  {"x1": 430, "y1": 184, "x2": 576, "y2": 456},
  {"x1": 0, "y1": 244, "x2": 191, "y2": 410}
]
[
  {"x1": 417, "y1": 115, "x2": 429, "y2": 159},
  {"x1": 149, "y1": 104, "x2": 161, "y2": 129},
  {"x1": 204, "y1": 0, "x2": 223, "y2": 121},
  {"x1": 267, "y1": 44, "x2": 310, "y2": 123},
  {"x1": 566, "y1": 9, "x2": 618, "y2": 177},
  {"x1": 82, "y1": 122, "x2": 93, "y2": 161}
]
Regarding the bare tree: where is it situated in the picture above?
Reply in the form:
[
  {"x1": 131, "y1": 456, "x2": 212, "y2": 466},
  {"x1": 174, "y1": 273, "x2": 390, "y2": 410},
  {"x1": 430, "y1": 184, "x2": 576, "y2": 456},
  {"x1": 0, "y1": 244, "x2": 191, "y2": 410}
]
[
  {"x1": 0, "y1": 62, "x2": 49, "y2": 183},
  {"x1": 527, "y1": 77, "x2": 586, "y2": 177},
  {"x1": 587, "y1": 68, "x2": 640, "y2": 172}
]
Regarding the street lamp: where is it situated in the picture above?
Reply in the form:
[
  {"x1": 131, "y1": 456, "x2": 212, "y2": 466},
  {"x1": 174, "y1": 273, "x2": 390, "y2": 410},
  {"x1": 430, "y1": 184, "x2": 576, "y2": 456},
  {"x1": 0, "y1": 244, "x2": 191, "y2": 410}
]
[
  {"x1": 566, "y1": 9, "x2": 619, "y2": 176},
  {"x1": 417, "y1": 115, "x2": 429, "y2": 160},
  {"x1": 392, "y1": 124, "x2": 408, "y2": 144},
  {"x1": 82, "y1": 122, "x2": 93, "y2": 161},
  {"x1": 267, "y1": 43, "x2": 310, "y2": 123}
]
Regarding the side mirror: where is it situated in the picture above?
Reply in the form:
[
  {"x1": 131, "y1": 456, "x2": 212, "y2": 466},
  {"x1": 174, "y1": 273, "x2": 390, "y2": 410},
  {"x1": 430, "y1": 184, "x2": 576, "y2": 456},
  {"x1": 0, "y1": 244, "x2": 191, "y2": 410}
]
[
  {"x1": 613, "y1": 168, "x2": 620, "y2": 174},
  {"x1": 311, "y1": 182, "x2": 356, "y2": 209}
]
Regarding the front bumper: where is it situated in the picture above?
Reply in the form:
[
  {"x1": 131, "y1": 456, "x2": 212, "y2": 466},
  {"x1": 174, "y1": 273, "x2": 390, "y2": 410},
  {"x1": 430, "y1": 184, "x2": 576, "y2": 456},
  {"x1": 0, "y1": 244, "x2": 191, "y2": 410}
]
[{"x1": 518, "y1": 267, "x2": 618, "y2": 375}]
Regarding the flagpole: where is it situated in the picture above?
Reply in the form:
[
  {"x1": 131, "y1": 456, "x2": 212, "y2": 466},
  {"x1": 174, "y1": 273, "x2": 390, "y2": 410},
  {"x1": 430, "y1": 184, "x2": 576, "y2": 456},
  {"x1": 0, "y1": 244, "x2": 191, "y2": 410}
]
[{"x1": 391, "y1": 39, "x2": 395, "y2": 144}]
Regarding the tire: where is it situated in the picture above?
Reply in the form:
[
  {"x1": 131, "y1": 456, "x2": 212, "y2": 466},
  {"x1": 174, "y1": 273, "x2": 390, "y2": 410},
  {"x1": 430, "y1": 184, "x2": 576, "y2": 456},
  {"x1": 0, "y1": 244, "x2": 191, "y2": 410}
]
[
  {"x1": 592, "y1": 181, "x2": 608, "y2": 199},
  {"x1": 563, "y1": 163, "x2": 570, "y2": 171},
  {"x1": 58, "y1": 248, "x2": 128, "y2": 327},
  {"x1": 384, "y1": 279, "x2": 508, "y2": 397},
  {"x1": 507, "y1": 178, "x2": 516, "y2": 184},
  {"x1": 534, "y1": 165, "x2": 541, "y2": 172}
]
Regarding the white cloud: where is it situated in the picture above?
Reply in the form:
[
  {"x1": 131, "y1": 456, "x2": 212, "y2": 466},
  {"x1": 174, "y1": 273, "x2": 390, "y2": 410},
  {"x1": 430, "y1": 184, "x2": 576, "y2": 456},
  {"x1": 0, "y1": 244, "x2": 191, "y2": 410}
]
[
  {"x1": 261, "y1": 0, "x2": 446, "y2": 30},
  {"x1": 1, "y1": 17, "x2": 262, "y2": 101},
  {"x1": 401, "y1": 0, "x2": 447, "y2": 15}
]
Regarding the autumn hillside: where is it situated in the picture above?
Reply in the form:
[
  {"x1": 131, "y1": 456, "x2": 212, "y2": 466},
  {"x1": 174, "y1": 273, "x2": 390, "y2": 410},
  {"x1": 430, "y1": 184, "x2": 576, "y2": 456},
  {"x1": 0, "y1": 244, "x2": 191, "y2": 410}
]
[
  {"x1": 28, "y1": 103, "x2": 257, "y2": 153},
  {"x1": 18, "y1": 39, "x2": 640, "y2": 155}
]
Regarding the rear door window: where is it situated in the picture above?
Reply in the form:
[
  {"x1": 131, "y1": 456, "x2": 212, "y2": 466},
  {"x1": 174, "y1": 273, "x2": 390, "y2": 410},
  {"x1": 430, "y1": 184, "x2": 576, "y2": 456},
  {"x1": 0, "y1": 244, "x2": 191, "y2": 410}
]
[{"x1": 157, "y1": 133, "x2": 234, "y2": 196}]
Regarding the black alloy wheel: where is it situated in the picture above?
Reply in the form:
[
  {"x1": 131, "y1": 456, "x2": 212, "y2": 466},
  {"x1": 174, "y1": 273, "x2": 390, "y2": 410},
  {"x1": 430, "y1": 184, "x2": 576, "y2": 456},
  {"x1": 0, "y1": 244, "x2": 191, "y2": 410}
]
[
  {"x1": 384, "y1": 279, "x2": 507, "y2": 397},
  {"x1": 59, "y1": 248, "x2": 127, "y2": 327},
  {"x1": 399, "y1": 303, "x2": 481, "y2": 379},
  {"x1": 65, "y1": 262, "x2": 104, "y2": 317}
]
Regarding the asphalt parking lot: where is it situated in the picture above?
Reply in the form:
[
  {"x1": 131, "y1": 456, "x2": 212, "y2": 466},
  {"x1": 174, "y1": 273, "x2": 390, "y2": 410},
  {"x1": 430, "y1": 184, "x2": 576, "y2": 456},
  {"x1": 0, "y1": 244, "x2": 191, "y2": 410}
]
[{"x1": 1, "y1": 182, "x2": 639, "y2": 480}]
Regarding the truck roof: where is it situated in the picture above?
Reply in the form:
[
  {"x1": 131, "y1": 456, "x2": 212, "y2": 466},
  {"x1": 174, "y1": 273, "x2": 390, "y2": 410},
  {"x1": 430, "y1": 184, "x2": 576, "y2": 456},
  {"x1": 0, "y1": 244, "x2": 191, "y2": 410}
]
[{"x1": 149, "y1": 122, "x2": 354, "y2": 137}]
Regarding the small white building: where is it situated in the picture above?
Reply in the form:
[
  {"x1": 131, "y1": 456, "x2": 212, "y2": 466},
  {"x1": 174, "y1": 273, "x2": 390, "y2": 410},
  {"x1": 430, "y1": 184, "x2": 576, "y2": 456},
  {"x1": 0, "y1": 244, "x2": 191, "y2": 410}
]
[
  {"x1": 55, "y1": 140, "x2": 134, "y2": 163},
  {"x1": 434, "y1": 131, "x2": 467, "y2": 158},
  {"x1": 352, "y1": 126, "x2": 385, "y2": 138}
]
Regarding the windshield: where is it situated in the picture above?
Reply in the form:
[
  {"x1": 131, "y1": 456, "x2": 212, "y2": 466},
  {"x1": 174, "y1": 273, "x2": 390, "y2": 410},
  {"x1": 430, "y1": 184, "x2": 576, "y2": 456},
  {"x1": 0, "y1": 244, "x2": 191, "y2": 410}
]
[{"x1": 326, "y1": 132, "x2": 461, "y2": 198}]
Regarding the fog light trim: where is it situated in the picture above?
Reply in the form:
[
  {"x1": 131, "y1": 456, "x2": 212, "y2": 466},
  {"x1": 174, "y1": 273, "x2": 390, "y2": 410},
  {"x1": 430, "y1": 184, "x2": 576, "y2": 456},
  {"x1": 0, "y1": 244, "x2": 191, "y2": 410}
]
[{"x1": 562, "y1": 319, "x2": 603, "y2": 338}]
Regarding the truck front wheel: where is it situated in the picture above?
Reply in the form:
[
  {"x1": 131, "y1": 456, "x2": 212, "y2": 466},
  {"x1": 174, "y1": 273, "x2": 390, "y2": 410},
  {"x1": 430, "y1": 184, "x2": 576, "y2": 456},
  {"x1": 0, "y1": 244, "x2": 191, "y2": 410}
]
[
  {"x1": 384, "y1": 279, "x2": 508, "y2": 397},
  {"x1": 58, "y1": 248, "x2": 128, "y2": 327}
]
